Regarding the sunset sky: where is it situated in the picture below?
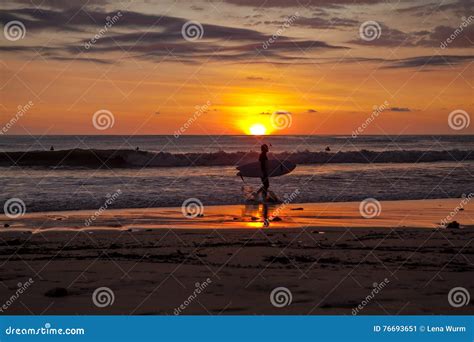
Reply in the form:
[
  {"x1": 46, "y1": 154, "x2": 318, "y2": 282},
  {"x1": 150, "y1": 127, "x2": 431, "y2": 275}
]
[{"x1": 0, "y1": 0, "x2": 473, "y2": 135}]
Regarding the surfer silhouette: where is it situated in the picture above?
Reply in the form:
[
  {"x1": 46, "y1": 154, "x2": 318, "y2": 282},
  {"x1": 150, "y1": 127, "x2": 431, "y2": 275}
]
[
  {"x1": 256, "y1": 144, "x2": 269, "y2": 202},
  {"x1": 237, "y1": 143, "x2": 287, "y2": 205}
]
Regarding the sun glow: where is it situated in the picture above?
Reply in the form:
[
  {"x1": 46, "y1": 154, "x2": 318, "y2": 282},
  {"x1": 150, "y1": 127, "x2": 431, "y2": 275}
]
[{"x1": 249, "y1": 123, "x2": 267, "y2": 135}]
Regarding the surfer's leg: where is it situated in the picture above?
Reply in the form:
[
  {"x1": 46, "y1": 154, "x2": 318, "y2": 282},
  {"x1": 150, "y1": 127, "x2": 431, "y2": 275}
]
[{"x1": 262, "y1": 177, "x2": 269, "y2": 201}]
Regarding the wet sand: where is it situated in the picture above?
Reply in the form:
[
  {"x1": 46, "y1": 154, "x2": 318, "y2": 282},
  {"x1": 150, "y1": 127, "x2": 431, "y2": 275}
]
[
  {"x1": 2, "y1": 198, "x2": 473, "y2": 232},
  {"x1": 0, "y1": 199, "x2": 472, "y2": 315}
]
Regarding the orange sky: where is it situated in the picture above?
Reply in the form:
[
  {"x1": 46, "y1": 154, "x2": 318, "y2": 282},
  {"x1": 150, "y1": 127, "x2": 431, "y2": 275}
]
[{"x1": 0, "y1": 0, "x2": 473, "y2": 135}]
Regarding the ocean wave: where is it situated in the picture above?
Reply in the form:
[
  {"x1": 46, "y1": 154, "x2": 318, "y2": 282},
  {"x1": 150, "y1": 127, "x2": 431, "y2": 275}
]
[{"x1": 0, "y1": 148, "x2": 472, "y2": 168}]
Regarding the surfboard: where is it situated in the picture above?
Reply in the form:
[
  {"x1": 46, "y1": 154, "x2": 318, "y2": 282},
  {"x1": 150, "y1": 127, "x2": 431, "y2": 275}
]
[{"x1": 236, "y1": 160, "x2": 296, "y2": 178}]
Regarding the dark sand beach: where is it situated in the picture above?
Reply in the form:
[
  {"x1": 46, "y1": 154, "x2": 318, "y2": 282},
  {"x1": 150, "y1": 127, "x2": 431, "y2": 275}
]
[{"x1": 1, "y1": 199, "x2": 472, "y2": 315}]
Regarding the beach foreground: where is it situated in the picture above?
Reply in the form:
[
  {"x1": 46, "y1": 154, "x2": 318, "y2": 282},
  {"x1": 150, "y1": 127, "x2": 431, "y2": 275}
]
[{"x1": 0, "y1": 199, "x2": 472, "y2": 315}]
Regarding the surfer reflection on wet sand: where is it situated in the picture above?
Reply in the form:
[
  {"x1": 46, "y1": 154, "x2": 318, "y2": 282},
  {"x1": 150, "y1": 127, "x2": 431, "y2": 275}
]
[
  {"x1": 241, "y1": 203, "x2": 272, "y2": 228},
  {"x1": 262, "y1": 203, "x2": 270, "y2": 227}
]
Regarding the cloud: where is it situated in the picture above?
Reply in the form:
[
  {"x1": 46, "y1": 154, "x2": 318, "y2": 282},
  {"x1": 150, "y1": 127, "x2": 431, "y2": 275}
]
[
  {"x1": 83, "y1": 21, "x2": 346, "y2": 62},
  {"x1": 293, "y1": 16, "x2": 358, "y2": 29},
  {"x1": 0, "y1": 7, "x2": 346, "y2": 64},
  {"x1": 260, "y1": 110, "x2": 293, "y2": 115},
  {"x1": 49, "y1": 56, "x2": 114, "y2": 64},
  {"x1": 383, "y1": 55, "x2": 474, "y2": 69},
  {"x1": 222, "y1": 0, "x2": 389, "y2": 8},
  {"x1": 397, "y1": 0, "x2": 473, "y2": 17},
  {"x1": 247, "y1": 76, "x2": 265, "y2": 80},
  {"x1": 2, "y1": 5, "x2": 472, "y2": 70},
  {"x1": 419, "y1": 23, "x2": 474, "y2": 48},
  {"x1": 190, "y1": 5, "x2": 205, "y2": 11},
  {"x1": 227, "y1": 54, "x2": 474, "y2": 69},
  {"x1": 389, "y1": 107, "x2": 411, "y2": 112},
  {"x1": 263, "y1": 16, "x2": 358, "y2": 29},
  {"x1": 306, "y1": 109, "x2": 318, "y2": 113},
  {"x1": 349, "y1": 22, "x2": 421, "y2": 47},
  {"x1": 10, "y1": 0, "x2": 109, "y2": 10},
  {"x1": 350, "y1": 17, "x2": 473, "y2": 49},
  {"x1": 0, "y1": 8, "x2": 181, "y2": 33}
]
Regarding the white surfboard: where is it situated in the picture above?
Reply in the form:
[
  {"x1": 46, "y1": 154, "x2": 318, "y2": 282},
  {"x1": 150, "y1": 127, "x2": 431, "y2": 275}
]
[{"x1": 236, "y1": 160, "x2": 296, "y2": 178}]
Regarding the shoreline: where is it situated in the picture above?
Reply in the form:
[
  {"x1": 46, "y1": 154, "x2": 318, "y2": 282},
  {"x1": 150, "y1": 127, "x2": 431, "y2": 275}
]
[{"x1": 1, "y1": 198, "x2": 472, "y2": 233}]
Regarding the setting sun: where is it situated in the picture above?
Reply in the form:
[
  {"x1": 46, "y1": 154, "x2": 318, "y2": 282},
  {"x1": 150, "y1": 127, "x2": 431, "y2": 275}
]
[{"x1": 249, "y1": 123, "x2": 267, "y2": 135}]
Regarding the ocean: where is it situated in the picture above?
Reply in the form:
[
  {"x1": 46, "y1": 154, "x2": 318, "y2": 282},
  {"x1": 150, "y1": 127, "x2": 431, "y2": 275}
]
[{"x1": 1, "y1": 135, "x2": 473, "y2": 212}]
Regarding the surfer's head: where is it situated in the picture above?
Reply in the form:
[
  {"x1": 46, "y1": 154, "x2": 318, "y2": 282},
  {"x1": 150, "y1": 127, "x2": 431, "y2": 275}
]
[{"x1": 261, "y1": 144, "x2": 269, "y2": 153}]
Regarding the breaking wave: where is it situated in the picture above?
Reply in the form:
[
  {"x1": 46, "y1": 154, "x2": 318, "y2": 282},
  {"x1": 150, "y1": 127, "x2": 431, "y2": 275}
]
[{"x1": 0, "y1": 148, "x2": 472, "y2": 168}]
